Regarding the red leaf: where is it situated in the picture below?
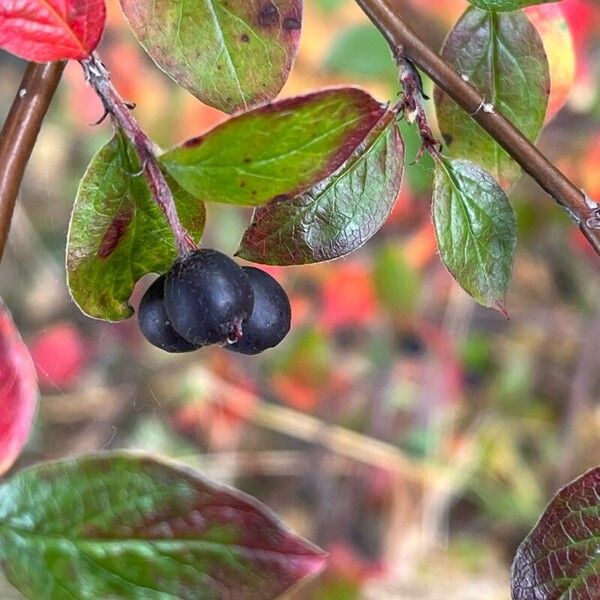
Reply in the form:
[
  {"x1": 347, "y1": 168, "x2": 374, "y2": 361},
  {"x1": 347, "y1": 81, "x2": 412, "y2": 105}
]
[
  {"x1": 327, "y1": 542, "x2": 384, "y2": 584},
  {"x1": 320, "y1": 262, "x2": 378, "y2": 331},
  {"x1": 0, "y1": 302, "x2": 38, "y2": 476},
  {"x1": 30, "y1": 322, "x2": 88, "y2": 390},
  {"x1": 0, "y1": 0, "x2": 106, "y2": 61}
]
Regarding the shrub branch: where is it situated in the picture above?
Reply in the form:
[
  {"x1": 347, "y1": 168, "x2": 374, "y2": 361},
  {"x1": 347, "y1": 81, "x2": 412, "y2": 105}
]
[
  {"x1": 0, "y1": 61, "x2": 65, "y2": 262},
  {"x1": 356, "y1": 0, "x2": 600, "y2": 257}
]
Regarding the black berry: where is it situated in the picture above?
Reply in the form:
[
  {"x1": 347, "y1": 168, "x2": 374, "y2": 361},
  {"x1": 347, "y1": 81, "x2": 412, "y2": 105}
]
[
  {"x1": 138, "y1": 275, "x2": 198, "y2": 353},
  {"x1": 227, "y1": 267, "x2": 291, "y2": 355},
  {"x1": 164, "y1": 249, "x2": 254, "y2": 346}
]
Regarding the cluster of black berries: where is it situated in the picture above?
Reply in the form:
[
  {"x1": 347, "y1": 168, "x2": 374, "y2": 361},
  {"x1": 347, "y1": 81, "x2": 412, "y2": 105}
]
[{"x1": 138, "y1": 249, "x2": 291, "y2": 355}]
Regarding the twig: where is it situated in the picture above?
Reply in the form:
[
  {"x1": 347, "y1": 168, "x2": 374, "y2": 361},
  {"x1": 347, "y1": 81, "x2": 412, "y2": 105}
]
[
  {"x1": 80, "y1": 53, "x2": 195, "y2": 257},
  {"x1": 174, "y1": 364, "x2": 461, "y2": 484},
  {"x1": 181, "y1": 450, "x2": 352, "y2": 480},
  {"x1": 354, "y1": 0, "x2": 600, "y2": 258},
  {"x1": 395, "y1": 55, "x2": 441, "y2": 160},
  {"x1": 0, "y1": 61, "x2": 65, "y2": 263}
]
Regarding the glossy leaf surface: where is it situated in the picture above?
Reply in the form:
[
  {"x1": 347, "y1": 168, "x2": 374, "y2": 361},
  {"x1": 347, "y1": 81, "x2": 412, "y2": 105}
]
[
  {"x1": 237, "y1": 110, "x2": 403, "y2": 264},
  {"x1": 435, "y1": 7, "x2": 550, "y2": 188},
  {"x1": 432, "y1": 158, "x2": 516, "y2": 312}
]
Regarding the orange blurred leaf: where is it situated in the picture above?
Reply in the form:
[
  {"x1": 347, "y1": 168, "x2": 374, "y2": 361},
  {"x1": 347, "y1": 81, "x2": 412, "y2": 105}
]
[
  {"x1": 526, "y1": 5, "x2": 575, "y2": 122},
  {"x1": 320, "y1": 262, "x2": 378, "y2": 331}
]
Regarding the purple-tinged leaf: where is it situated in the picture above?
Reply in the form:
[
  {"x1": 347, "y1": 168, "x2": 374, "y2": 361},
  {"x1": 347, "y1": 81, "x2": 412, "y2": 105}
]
[
  {"x1": 0, "y1": 452, "x2": 326, "y2": 599},
  {"x1": 160, "y1": 88, "x2": 388, "y2": 207},
  {"x1": 511, "y1": 467, "x2": 600, "y2": 600},
  {"x1": 236, "y1": 109, "x2": 403, "y2": 265}
]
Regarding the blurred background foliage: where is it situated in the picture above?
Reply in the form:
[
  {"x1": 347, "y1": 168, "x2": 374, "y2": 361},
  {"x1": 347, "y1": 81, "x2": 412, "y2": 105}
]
[{"x1": 1, "y1": 0, "x2": 600, "y2": 598}]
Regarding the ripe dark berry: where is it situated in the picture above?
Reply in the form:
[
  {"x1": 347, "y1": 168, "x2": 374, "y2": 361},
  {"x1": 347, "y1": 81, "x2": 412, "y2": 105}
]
[
  {"x1": 164, "y1": 249, "x2": 254, "y2": 346},
  {"x1": 227, "y1": 267, "x2": 291, "y2": 355},
  {"x1": 138, "y1": 275, "x2": 198, "y2": 353}
]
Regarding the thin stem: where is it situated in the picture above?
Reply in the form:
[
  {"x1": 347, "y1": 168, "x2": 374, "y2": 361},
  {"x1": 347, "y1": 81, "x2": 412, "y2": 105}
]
[
  {"x1": 0, "y1": 61, "x2": 65, "y2": 263},
  {"x1": 395, "y1": 55, "x2": 441, "y2": 160},
  {"x1": 354, "y1": 0, "x2": 600, "y2": 258},
  {"x1": 80, "y1": 53, "x2": 195, "y2": 257}
]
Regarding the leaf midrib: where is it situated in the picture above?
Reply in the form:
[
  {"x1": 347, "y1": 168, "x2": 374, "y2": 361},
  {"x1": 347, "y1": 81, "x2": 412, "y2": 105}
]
[
  {"x1": 487, "y1": 11, "x2": 501, "y2": 180},
  {"x1": 169, "y1": 110, "x2": 373, "y2": 172},
  {"x1": 201, "y1": 0, "x2": 247, "y2": 107},
  {"x1": 0, "y1": 523, "x2": 316, "y2": 562}
]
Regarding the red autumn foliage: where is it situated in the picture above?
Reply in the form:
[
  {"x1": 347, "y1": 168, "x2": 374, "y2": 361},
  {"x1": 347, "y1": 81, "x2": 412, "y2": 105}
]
[
  {"x1": 0, "y1": 304, "x2": 38, "y2": 475},
  {"x1": 30, "y1": 322, "x2": 88, "y2": 390},
  {"x1": 320, "y1": 262, "x2": 378, "y2": 331},
  {"x1": 0, "y1": 0, "x2": 106, "y2": 61}
]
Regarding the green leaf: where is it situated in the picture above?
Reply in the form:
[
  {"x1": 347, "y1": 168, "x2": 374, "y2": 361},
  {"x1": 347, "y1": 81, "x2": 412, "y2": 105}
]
[
  {"x1": 511, "y1": 467, "x2": 600, "y2": 600},
  {"x1": 324, "y1": 24, "x2": 397, "y2": 82},
  {"x1": 0, "y1": 452, "x2": 325, "y2": 600},
  {"x1": 398, "y1": 118, "x2": 434, "y2": 196},
  {"x1": 119, "y1": 0, "x2": 301, "y2": 114},
  {"x1": 315, "y1": 0, "x2": 347, "y2": 14},
  {"x1": 468, "y1": 0, "x2": 558, "y2": 10},
  {"x1": 67, "y1": 133, "x2": 205, "y2": 321},
  {"x1": 432, "y1": 158, "x2": 516, "y2": 312},
  {"x1": 236, "y1": 109, "x2": 403, "y2": 265},
  {"x1": 161, "y1": 88, "x2": 388, "y2": 207},
  {"x1": 372, "y1": 244, "x2": 420, "y2": 313},
  {"x1": 434, "y1": 8, "x2": 549, "y2": 188}
]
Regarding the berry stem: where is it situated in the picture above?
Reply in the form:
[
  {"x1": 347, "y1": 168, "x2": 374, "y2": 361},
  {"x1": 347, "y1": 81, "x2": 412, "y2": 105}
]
[
  {"x1": 80, "y1": 53, "x2": 195, "y2": 258},
  {"x1": 0, "y1": 61, "x2": 65, "y2": 263}
]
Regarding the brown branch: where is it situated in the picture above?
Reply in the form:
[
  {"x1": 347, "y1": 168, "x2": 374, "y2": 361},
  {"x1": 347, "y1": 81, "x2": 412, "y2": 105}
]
[
  {"x1": 0, "y1": 61, "x2": 65, "y2": 262},
  {"x1": 354, "y1": 0, "x2": 600, "y2": 257}
]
